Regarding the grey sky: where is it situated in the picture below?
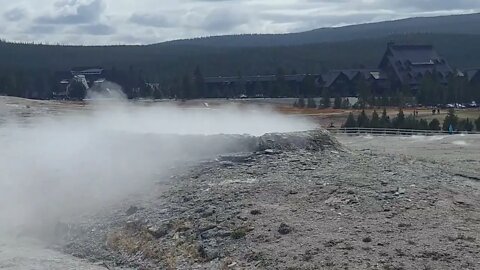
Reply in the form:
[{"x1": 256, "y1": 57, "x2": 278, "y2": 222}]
[{"x1": 1, "y1": 0, "x2": 479, "y2": 45}]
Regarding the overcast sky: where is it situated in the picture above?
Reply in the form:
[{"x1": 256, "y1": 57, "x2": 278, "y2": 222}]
[{"x1": 1, "y1": 0, "x2": 479, "y2": 45}]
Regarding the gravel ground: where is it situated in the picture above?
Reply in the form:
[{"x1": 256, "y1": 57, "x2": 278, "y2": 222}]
[
  {"x1": 58, "y1": 131, "x2": 480, "y2": 270},
  {"x1": 338, "y1": 134, "x2": 480, "y2": 175}
]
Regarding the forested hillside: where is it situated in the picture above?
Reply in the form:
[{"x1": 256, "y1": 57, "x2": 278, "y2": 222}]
[
  {"x1": 1, "y1": 33, "x2": 480, "y2": 99},
  {"x1": 164, "y1": 13, "x2": 480, "y2": 47}
]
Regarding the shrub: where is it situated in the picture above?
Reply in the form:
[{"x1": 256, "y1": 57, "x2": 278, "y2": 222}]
[
  {"x1": 475, "y1": 116, "x2": 480, "y2": 131},
  {"x1": 429, "y1": 119, "x2": 441, "y2": 130}
]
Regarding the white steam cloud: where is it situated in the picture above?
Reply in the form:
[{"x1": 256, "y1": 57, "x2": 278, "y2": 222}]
[{"x1": 0, "y1": 93, "x2": 315, "y2": 236}]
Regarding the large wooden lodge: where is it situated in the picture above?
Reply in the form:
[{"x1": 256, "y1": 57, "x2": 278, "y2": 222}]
[{"x1": 204, "y1": 43, "x2": 479, "y2": 98}]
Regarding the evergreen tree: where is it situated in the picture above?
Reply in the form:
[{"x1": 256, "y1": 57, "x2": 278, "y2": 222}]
[
  {"x1": 333, "y1": 95, "x2": 342, "y2": 109},
  {"x1": 404, "y1": 114, "x2": 418, "y2": 129},
  {"x1": 429, "y1": 119, "x2": 441, "y2": 130},
  {"x1": 418, "y1": 119, "x2": 429, "y2": 130},
  {"x1": 442, "y1": 109, "x2": 459, "y2": 131},
  {"x1": 320, "y1": 88, "x2": 331, "y2": 108},
  {"x1": 274, "y1": 67, "x2": 287, "y2": 97},
  {"x1": 357, "y1": 110, "x2": 370, "y2": 128},
  {"x1": 370, "y1": 110, "x2": 380, "y2": 128},
  {"x1": 297, "y1": 97, "x2": 305, "y2": 108},
  {"x1": 392, "y1": 109, "x2": 405, "y2": 128},
  {"x1": 307, "y1": 98, "x2": 317, "y2": 108},
  {"x1": 68, "y1": 80, "x2": 87, "y2": 100},
  {"x1": 153, "y1": 87, "x2": 163, "y2": 99},
  {"x1": 180, "y1": 74, "x2": 194, "y2": 100},
  {"x1": 380, "y1": 108, "x2": 391, "y2": 127},
  {"x1": 301, "y1": 75, "x2": 316, "y2": 97},
  {"x1": 193, "y1": 66, "x2": 205, "y2": 98},
  {"x1": 356, "y1": 76, "x2": 371, "y2": 109},
  {"x1": 343, "y1": 112, "x2": 357, "y2": 128},
  {"x1": 341, "y1": 98, "x2": 351, "y2": 109},
  {"x1": 458, "y1": 118, "x2": 474, "y2": 131},
  {"x1": 3, "y1": 73, "x2": 18, "y2": 96}
]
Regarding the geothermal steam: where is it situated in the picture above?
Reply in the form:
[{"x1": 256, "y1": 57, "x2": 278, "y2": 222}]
[{"x1": 0, "y1": 91, "x2": 314, "y2": 235}]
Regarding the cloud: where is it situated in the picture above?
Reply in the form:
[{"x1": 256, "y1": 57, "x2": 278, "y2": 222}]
[
  {"x1": 380, "y1": 0, "x2": 480, "y2": 12},
  {"x1": 0, "y1": 0, "x2": 478, "y2": 45},
  {"x1": 77, "y1": 23, "x2": 116, "y2": 35},
  {"x1": 36, "y1": 0, "x2": 105, "y2": 25},
  {"x1": 4, "y1": 7, "x2": 27, "y2": 22},
  {"x1": 129, "y1": 13, "x2": 171, "y2": 28},
  {"x1": 200, "y1": 8, "x2": 250, "y2": 32},
  {"x1": 25, "y1": 25, "x2": 58, "y2": 34}
]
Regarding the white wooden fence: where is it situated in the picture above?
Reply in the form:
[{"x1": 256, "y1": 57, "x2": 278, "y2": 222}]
[{"x1": 327, "y1": 127, "x2": 480, "y2": 136}]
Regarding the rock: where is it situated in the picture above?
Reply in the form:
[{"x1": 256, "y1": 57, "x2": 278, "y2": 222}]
[
  {"x1": 126, "y1": 206, "x2": 140, "y2": 216},
  {"x1": 362, "y1": 236, "x2": 372, "y2": 243},
  {"x1": 218, "y1": 153, "x2": 254, "y2": 163},
  {"x1": 278, "y1": 223, "x2": 292, "y2": 235},
  {"x1": 125, "y1": 219, "x2": 143, "y2": 231},
  {"x1": 264, "y1": 149, "x2": 277, "y2": 155},
  {"x1": 220, "y1": 161, "x2": 235, "y2": 167},
  {"x1": 453, "y1": 195, "x2": 472, "y2": 206},
  {"x1": 227, "y1": 262, "x2": 238, "y2": 268},
  {"x1": 175, "y1": 221, "x2": 192, "y2": 232},
  {"x1": 237, "y1": 215, "x2": 248, "y2": 221},
  {"x1": 201, "y1": 207, "x2": 216, "y2": 218},
  {"x1": 147, "y1": 224, "x2": 170, "y2": 238},
  {"x1": 250, "y1": 209, "x2": 261, "y2": 215},
  {"x1": 198, "y1": 224, "x2": 217, "y2": 233},
  {"x1": 197, "y1": 244, "x2": 219, "y2": 261}
]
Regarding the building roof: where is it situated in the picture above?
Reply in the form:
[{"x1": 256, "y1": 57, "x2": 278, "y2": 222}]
[
  {"x1": 379, "y1": 44, "x2": 453, "y2": 86},
  {"x1": 323, "y1": 69, "x2": 384, "y2": 88},
  {"x1": 463, "y1": 68, "x2": 480, "y2": 82},
  {"x1": 71, "y1": 66, "x2": 104, "y2": 75},
  {"x1": 205, "y1": 74, "x2": 321, "y2": 84},
  {"x1": 71, "y1": 66, "x2": 104, "y2": 72}
]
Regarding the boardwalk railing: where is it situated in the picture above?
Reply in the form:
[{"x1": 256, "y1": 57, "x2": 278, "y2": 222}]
[{"x1": 327, "y1": 127, "x2": 480, "y2": 136}]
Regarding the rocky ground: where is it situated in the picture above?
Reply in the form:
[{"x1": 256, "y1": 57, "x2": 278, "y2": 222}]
[{"x1": 57, "y1": 131, "x2": 480, "y2": 270}]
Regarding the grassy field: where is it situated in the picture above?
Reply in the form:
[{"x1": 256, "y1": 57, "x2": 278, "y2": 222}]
[
  {"x1": 276, "y1": 105, "x2": 480, "y2": 128},
  {"x1": 2, "y1": 96, "x2": 479, "y2": 129}
]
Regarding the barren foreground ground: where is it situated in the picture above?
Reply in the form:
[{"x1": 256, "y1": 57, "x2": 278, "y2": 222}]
[
  {"x1": 2, "y1": 97, "x2": 479, "y2": 269},
  {"x1": 59, "y1": 133, "x2": 480, "y2": 270}
]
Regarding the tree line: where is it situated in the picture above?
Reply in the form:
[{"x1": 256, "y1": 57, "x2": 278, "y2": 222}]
[
  {"x1": 342, "y1": 109, "x2": 480, "y2": 132},
  {"x1": 1, "y1": 33, "x2": 480, "y2": 100}
]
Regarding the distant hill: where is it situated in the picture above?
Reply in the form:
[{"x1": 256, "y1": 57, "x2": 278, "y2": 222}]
[
  {"x1": 2, "y1": 11, "x2": 480, "y2": 100},
  {"x1": 1, "y1": 33, "x2": 480, "y2": 79},
  {"x1": 162, "y1": 13, "x2": 480, "y2": 47}
]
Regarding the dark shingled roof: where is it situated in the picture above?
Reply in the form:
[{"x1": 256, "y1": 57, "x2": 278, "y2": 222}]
[
  {"x1": 205, "y1": 74, "x2": 321, "y2": 84},
  {"x1": 71, "y1": 66, "x2": 104, "y2": 72},
  {"x1": 379, "y1": 44, "x2": 453, "y2": 86},
  {"x1": 463, "y1": 68, "x2": 480, "y2": 82},
  {"x1": 323, "y1": 69, "x2": 384, "y2": 88}
]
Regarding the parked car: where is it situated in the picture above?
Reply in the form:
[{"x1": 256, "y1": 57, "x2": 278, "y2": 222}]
[{"x1": 466, "y1": 101, "x2": 478, "y2": 108}]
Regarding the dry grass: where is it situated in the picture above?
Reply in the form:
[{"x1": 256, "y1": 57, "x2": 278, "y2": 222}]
[
  {"x1": 276, "y1": 106, "x2": 480, "y2": 127},
  {"x1": 106, "y1": 219, "x2": 208, "y2": 269}
]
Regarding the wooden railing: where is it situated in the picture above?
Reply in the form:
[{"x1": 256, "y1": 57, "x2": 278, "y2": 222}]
[{"x1": 327, "y1": 127, "x2": 480, "y2": 136}]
